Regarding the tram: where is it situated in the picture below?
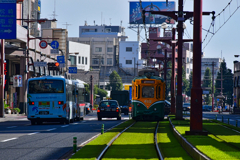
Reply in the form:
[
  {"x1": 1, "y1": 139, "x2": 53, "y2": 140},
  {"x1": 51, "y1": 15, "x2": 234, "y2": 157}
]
[{"x1": 132, "y1": 69, "x2": 166, "y2": 120}]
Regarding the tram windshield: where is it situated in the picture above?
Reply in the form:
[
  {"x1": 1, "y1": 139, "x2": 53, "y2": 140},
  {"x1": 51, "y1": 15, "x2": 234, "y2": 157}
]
[
  {"x1": 142, "y1": 86, "x2": 154, "y2": 98},
  {"x1": 28, "y1": 80, "x2": 64, "y2": 94}
]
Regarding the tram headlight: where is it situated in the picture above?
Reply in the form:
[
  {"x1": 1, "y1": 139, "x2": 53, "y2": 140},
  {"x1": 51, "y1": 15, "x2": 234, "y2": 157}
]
[{"x1": 154, "y1": 108, "x2": 157, "y2": 111}]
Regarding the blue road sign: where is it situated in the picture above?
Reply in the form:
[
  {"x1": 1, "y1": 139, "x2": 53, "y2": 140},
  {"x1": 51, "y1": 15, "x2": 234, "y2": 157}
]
[
  {"x1": 51, "y1": 40, "x2": 59, "y2": 49},
  {"x1": 217, "y1": 99, "x2": 219, "y2": 101},
  {"x1": 57, "y1": 56, "x2": 65, "y2": 64},
  {"x1": 0, "y1": 0, "x2": 16, "y2": 39},
  {"x1": 69, "y1": 67, "x2": 77, "y2": 74}
]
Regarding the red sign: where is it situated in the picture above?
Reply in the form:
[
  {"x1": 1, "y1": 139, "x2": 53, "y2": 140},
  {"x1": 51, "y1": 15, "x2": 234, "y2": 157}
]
[
  {"x1": 4, "y1": 62, "x2": 7, "y2": 89},
  {"x1": 39, "y1": 40, "x2": 48, "y2": 49}
]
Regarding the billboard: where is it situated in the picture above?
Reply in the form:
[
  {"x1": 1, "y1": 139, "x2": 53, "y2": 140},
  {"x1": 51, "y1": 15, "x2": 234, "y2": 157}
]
[{"x1": 129, "y1": 1, "x2": 175, "y2": 24}]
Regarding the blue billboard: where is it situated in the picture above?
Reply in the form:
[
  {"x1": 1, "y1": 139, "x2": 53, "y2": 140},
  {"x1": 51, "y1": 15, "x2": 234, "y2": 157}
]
[{"x1": 129, "y1": 1, "x2": 175, "y2": 24}]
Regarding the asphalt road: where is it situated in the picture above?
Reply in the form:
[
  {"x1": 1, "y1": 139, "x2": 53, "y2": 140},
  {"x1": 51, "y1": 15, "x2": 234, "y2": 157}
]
[{"x1": 0, "y1": 111, "x2": 129, "y2": 160}]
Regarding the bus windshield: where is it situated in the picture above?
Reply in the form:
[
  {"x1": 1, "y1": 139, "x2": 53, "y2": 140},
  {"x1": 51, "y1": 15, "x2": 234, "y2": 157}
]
[{"x1": 28, "y1": 80, "x2": 64, "y2": 94}]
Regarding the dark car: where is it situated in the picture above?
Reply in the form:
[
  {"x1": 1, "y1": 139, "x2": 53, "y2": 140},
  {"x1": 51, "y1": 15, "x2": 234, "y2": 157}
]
[
  {"x1": 183, "y1": 103, "x2": 191, "y2": 111},
  {"x1": 97, "y1": 100, "x2": 121, "y2": 121}
]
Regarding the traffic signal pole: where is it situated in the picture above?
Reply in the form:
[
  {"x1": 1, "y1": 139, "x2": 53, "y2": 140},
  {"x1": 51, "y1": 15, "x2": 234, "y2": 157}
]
[{"x1": 0, "y1": 39, "x2": 5, "y2": 117}]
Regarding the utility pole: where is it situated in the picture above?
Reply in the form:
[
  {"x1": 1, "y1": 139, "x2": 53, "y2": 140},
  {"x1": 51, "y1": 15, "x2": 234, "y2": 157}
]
[
  {"x1": 63, "y1": 22, "x2": 71, "y2": 30},
  {"x1": 90, "y1": 75, "x2": 94, "y2": 107},
  {"x1": 171, "y1": 28, "x2": 176, "y2": 114},
  {"x1": 212, "y1": 61, "x2": 215, "y2": 112},
  {"x1": 188, "y1": 0, "x2": 207, "y2": 135}
]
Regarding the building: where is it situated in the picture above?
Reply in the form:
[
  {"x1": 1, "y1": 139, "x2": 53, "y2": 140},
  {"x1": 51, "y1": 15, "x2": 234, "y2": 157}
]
[
  {"x1": 68, "y1": 41, "x2": 90, "y2": 71},
  {"x1": 182, "y1": 43, "x2": 193, "y2": 80},
  {"x1": 201, "y1": 58, "x2": 222, "y2": 81},
  {"x1": 1, "y1": 0, "x2": 59, "y2": 115},
  {"x1": 233, "y1": 61, "x2": 240, "y2": 110},
  {"x1": 119, "y1": 41, "x2": 144, "y2": 76}
]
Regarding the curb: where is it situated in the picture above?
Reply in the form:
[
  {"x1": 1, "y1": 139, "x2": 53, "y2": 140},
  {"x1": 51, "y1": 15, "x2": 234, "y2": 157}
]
[{"x1": 168, "y1": 117, "x2": 211, "y2": 160}]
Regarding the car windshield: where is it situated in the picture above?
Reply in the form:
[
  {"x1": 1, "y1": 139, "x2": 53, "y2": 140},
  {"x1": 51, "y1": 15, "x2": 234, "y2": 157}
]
[
  {"x1": 28, "y1": 80, "x2": 64, "y2": 93},
  {"x1": 99, "y1": 101, "x2": 118, "y2": 108}
]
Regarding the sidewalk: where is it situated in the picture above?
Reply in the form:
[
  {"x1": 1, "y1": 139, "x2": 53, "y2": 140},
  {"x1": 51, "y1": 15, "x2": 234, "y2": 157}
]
[{"x1": 0, "y1": 114, "x2": 27, "y2": 122}]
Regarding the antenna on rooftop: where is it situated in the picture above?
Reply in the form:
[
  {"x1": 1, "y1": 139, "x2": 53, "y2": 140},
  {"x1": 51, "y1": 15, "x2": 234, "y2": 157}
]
[
  {"x1": 52, "y1": 0, "x2": 58, "y2": 19},
  {"x1": 63, "y1": 22, "x2": 71, "y2": 30},
  {"x1": 109, "y1": 18, "x2": 111, "y2": 26}
]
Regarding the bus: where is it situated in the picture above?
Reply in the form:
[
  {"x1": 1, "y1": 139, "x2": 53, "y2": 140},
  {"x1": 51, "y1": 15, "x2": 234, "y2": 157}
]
[{"x1": 27, "y1": 76, "x2": 86, "y2": 125}]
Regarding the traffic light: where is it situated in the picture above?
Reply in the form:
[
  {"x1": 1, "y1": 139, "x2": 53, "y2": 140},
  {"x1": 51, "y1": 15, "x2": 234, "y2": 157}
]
[
  {"x1": 55, "y1": 62, "x2": 60, "y2": 71},
  {"x1": 48, "y1": 62, "x2": 54, "y2": 70}
]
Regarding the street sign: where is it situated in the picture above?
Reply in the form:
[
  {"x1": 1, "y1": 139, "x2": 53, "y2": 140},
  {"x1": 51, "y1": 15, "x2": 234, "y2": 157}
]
[
  {"x1": 39, "y1": 40, "x2": 48, "y2": 49},
  {"x1": 13, "y1": 75, "x2": 22, "y2": 87},
  {"x1": 51, "y1": 49, "x2": 59, "y2": 54},
  {"x1": 0, "y1": 0, "x2": 16, "y2": 39},
  {"x1": 69, "y1": 67, "x2": 77, "y2": 74},
  {"x1": 59, "y1": 63, "x2": 65, "y2": 68},
  {"x1": 34, "y1": 61, "x2": 47, "y2": 67},
  {"x1": 57, "y1": 56, "x2": 65, "y2": 64},
  {"x1": 203, "y1": 90, "x2": 209, "y2": 94},
  {"x1": 50, "y1": 40, "x2": 59, "y2": 49}
]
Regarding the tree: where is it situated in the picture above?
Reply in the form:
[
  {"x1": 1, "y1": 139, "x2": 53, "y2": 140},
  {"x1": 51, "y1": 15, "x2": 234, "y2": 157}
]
[
  {"x1": 215, "y1": 59, "x2": 233, "y2": 106},
  {"x1": 97, "y1": 88, "x2": 108, "y2": 100},
  {"x1": 108, "y1": 71, "x2": 123, "y2": 91},
  {"x1": 186, "y1": 71, "x2": 193, "y2": 97},
  {"x1": 202, "y1": 67, "x2": 212, "y2": 105}
]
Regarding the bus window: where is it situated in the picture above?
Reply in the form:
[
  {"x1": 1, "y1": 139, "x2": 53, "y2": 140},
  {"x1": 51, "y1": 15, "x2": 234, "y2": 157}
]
[{"x1": 28, "y1": 80, "x2": 64, "y2": 93}]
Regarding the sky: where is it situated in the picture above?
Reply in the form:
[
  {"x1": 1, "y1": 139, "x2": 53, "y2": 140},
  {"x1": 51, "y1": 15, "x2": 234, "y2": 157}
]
[{"x1": 40, "y1": 0, "x2": 240, "y2": 72}]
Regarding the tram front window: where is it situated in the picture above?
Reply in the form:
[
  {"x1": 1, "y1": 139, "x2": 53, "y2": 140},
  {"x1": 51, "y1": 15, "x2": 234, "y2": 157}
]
[{"x1": 142, "y1": 86, "x2": 154, "y2": 98}]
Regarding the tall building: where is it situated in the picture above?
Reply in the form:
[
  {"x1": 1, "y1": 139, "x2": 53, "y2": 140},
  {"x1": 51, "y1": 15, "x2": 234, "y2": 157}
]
[{"x1": 201, "y1": 58, "x2": 223, "y2": 81}]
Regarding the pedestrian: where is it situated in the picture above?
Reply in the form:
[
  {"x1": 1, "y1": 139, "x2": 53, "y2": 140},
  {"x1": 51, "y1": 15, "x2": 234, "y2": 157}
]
[{"x1": 90, "y1": 104, "x2": 92, "y2": 112}]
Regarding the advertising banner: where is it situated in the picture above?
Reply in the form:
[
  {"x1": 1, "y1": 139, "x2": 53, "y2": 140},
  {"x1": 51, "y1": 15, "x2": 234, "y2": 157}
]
[{"x1": 129, "y1": 1, "x2": 175, "y2": 24}]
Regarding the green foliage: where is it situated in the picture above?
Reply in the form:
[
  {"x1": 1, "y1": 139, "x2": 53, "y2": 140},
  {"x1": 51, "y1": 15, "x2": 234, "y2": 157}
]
[
  {"x1": 96, "y1": 87, "x2": 108, "y2": 100},
  {"x1": 108, "y1": 71, "x2": 123, "y2": 91},
  {"x1": 14, "y1": 108, "x2": 21, "y2": 113},
  {"x1": 182, "y1": 66, "x2": 189, "y2": 95},
  {"x1": 202, "y1": 68, "x2": 212, "y2": 105},
  {"x1": 214, "y1": 59, "x2": 233, "y2": 105},
  {"x1": 186, "y1": 71, "x2": 193, "y2": 97}
]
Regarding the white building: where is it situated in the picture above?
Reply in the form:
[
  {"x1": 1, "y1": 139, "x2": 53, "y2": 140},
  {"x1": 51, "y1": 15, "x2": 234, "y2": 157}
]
[
  {"x1": 119, "y1": 41, "x2": 144, "y2": 76},
  {"x1": 182, "y1": 43, "x2": 193, "y2": 80},
  {"x1": 201, "y1": 58, "x2": 223, "y2": 81},
  {"x1": 68, "y1": 41, "x2": 90, "y2": 71}
]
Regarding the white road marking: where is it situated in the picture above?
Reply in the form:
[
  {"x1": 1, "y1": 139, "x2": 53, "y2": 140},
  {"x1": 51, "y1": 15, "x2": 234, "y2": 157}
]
[
  {"x1": 16, "y1": 118, "x2": 28, "y2": 121},
  {"x1": 28, "y1": 132, "x2": 39, "y2": 135},
  {"x1": 61, "y1": 125, "x2": 69, "y2": 128},
  {"x1": 123, "y1": 117, "x2": 129, "y2": 120},
  {"x1": 72, "y1": 123, "x2": 78, "y2": 125},
  {"x1": 1, "y1": 137, "x2": 17, "y2": 142},
  {"x1": 47, "y1": 128, "x2": 56, "y2": 131},
  {"x1": 88, "y1": 118, "x2": 96, "y2": 120},
  {"x1": 7, "y1": 126, "x2": 17, "y2": 129}
]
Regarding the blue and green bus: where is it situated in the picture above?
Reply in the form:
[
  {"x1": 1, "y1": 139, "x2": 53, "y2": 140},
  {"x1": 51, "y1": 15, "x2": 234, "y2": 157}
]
[{"x1": 27, "y1": 76, "x2": 86, "y2": 125}]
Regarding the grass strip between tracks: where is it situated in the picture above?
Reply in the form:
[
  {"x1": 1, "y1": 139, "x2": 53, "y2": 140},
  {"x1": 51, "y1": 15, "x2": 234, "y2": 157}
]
[
  {"x1": 70, "y1": 120, "x2": 134, "y2": 160},
  {"x1": 158, "y1": 120, "x2": 193, "y2": 160},
  {"x1": 102, "y1": 121, "x2": 159, "y2": 160},
  {"x1": 170, "y1": 116, "x2": 240, "y2": 160}
]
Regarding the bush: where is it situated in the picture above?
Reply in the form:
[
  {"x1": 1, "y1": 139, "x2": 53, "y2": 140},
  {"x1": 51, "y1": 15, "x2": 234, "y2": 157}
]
[{"x1": 14, "y1": 108, "x2": 21, "y2": 113}]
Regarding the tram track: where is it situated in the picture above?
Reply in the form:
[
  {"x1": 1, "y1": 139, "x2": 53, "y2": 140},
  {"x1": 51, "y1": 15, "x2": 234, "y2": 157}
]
[{"x1": 97, "y1": 121, "x2": 163, "y2": 160}]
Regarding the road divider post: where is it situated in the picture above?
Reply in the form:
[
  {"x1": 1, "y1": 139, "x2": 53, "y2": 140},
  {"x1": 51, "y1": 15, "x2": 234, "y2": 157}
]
[
  {"x1": 101, "y1": 124, "x2": 104, "y2": 134},
  {"x1": 73, "y1": 137, "x2": 77, "y2": 153}
]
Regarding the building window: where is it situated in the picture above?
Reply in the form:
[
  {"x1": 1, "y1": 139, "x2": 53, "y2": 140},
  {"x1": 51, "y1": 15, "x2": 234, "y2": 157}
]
[
  {"x1": 95, "y1": 47, "x2": 102, "y2": 52},
  {"x1": 187, "y1": 57, "x2": 189, "y2": 63},
  {"x1": 101, "y1": 58, "x2": 104, "y2": 65},
  {"x1": 78, "y1": 56, "x2": 81, "y2": 64},
  {"x1": 126, "y1": 47, "x2": 132, "y2": 52},
  {"x1": 92, "y1": 58, "x2": 99, "y2": 65},
  {"x1": 107, "y1": 47, "x2": 113, "y2": 52},
  {"x1": 126, "y1": 60, "x2": 132, "y2": 64},
  {"x1": 107, "y1": 58, "x2": 112, "y2": 65},
  {"x1": 105, "y1": 28, "x2": 111, "y2": 33},
  {"x1": 82, "y1": 57, "x2": 84, "y2": 64},
  {"x1": 187, "y1": 68, "x2": 189, "y2": 74},
  {"x1": 70, "y1": 56, "x2": 76, "y2": 65},
  {"x1": 85, "y1": 57, "x2": 87, "y2": 65},
  {"x1": 82, "y1": 29, "x2": 89, "y2": 32}
]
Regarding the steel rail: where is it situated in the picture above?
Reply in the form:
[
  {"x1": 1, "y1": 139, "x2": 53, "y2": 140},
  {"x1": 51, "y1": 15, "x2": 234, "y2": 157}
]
[
  {"x1": 97, "y1": 122, "x2": 136, "y2": 160},
  {"x1": 154, "y1": 121, "x2": 164, "y2": 160}
]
